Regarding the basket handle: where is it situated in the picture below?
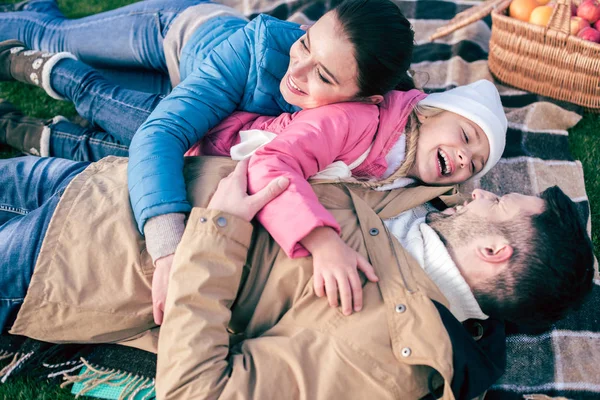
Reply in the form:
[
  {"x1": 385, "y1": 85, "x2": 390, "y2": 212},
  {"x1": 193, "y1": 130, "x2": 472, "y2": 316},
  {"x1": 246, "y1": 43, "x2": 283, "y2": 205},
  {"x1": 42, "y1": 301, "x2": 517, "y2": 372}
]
[
  {"x1": 429, "y1": 0, "x2": 507, "y2": 41},
  {"x1": 547, "y1": 0, "x2": 573, "y2": 35}
]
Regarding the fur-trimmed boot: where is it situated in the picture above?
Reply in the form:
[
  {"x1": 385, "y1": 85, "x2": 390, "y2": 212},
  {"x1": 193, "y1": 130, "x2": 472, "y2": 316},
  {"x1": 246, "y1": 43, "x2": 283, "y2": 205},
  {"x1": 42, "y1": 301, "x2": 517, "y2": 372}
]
[
  {"x1": 0, "y1": 99, "x2": 65, "y2": 156},
  {"x1": 0, "y1": 39, "x2": 76, "y2": 100}
]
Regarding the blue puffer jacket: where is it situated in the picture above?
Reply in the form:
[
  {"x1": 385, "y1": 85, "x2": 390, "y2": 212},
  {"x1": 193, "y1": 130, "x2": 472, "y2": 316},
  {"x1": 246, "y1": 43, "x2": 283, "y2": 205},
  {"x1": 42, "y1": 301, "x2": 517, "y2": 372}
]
[{"x1": 128, "y1": 14, "x2": 302, "y2": 232}]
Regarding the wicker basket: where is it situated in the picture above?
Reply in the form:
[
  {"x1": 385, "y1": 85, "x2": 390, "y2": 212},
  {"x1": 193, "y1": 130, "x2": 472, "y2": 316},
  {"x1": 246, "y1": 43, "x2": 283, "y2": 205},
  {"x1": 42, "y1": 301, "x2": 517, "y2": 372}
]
[{"x1": 430, "y1": 0, "x2": 600, "y2": 111}]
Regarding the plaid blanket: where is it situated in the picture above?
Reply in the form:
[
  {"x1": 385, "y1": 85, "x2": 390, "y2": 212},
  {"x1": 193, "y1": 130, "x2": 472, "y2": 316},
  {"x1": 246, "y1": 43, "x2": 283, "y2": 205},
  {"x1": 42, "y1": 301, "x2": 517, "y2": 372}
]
[{"x1": 1, "y1": 1, "x2": 598, "y2": 399}]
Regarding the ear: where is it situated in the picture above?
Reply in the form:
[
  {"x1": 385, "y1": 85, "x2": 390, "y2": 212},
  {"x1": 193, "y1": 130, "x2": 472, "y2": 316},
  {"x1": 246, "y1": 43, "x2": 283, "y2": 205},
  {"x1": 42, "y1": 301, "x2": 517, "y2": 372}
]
[
  {"x1": 362, "y1": 95, "x2": 383, "y2": 105},
  {"x1": 476, "y1": 243, "x2": 513, "y2": 264}
]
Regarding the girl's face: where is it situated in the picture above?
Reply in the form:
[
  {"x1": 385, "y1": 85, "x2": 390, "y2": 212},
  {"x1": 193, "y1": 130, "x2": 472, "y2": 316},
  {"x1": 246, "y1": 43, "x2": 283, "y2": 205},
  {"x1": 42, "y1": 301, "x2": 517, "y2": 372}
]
[
  {"x1": 408, "y1": 111, "x2": 490, "y2": 185},
  {"x1": 280, "y1": 12, "x2": 364, "y2": 109}
]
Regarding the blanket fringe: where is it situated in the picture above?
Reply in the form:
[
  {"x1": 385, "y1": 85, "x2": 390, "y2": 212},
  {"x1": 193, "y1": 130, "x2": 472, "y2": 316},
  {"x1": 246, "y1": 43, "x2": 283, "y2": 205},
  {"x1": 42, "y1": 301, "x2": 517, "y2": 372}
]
[
  {"x1": 58, "y1": 357, "x2": 155, "y2": 400},
  {"x1": 0, "y1": 351, "x2": 33, "y2": 383}
]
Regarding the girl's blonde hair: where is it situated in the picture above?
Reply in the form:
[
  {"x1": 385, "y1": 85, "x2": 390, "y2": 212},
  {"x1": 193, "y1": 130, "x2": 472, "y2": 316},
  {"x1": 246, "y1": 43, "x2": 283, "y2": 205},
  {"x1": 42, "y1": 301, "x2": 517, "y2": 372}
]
[{"x1": 350, "y1": 104, "x2": 443, "y2": 188}]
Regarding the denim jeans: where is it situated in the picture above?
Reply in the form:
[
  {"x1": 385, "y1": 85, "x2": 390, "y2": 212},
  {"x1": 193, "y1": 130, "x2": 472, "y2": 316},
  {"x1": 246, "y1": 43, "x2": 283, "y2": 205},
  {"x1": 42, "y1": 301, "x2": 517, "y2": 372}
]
[
  {"x1": 0, "y1": 0, "x2": 207, "y2": 77},
  {"x1": 0, "y1": 156, "x2": 88, "y2": 330},
  {"x1": 1, "y1": 0, "x2": 224, "y2": 160},
  {"x1": 48, "y1": 58, "x2": 165, "y2": 159}
]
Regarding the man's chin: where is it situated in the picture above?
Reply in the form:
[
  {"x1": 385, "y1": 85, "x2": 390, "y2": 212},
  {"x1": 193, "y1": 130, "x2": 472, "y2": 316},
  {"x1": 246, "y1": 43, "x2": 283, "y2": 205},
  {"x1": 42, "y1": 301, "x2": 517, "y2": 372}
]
[{"x1": 425, "y1": 211, "x2": 449, "y2": 224}]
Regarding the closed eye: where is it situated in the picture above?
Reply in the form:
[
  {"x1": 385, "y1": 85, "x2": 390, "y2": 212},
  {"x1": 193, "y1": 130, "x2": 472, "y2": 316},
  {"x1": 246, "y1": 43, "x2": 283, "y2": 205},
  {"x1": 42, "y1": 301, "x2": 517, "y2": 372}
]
[
  {"x1": 317, "y1": 69, "x2": 331, "y2": 84},
  {"x1": 300, "y1": 39, "x2": 309, "y2": 52},
  {"x1": 462, "y1": 129, "x2": 469, "y2": 143}
]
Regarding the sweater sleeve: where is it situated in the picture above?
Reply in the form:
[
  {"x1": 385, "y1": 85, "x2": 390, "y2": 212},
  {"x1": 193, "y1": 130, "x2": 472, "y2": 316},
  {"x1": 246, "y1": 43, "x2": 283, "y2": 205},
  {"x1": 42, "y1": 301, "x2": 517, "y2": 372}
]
[
  {"x1": 247, "y1": 105, "x2": 368, "y2": 258},
  {"x1": 128, "y1": 21, "x2": 256, "y2": 233}
]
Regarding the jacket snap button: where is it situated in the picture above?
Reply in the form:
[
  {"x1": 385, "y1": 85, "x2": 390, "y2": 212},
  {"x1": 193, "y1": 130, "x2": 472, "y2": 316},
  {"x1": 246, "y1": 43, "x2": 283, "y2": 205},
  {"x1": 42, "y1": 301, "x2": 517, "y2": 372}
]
[
  {"x1": 401, "y1": 347, "x2": 412, "y2": 357},
  {"x1": 200, "y1": 217, "x2": 207, "y2": 223},
  {"x1": 395, "y1": 304, "x2": 406, "y2": 313},
  {"x1": 369, "y1": 228, "x2": 379, "y2": 236},
  {"x1": 216, "y1": 217, "x2": 227, "y2": 227}
]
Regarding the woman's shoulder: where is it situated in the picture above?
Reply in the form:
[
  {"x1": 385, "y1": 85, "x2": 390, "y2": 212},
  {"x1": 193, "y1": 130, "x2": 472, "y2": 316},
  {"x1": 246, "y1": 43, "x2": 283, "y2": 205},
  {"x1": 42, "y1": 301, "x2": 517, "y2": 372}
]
[{"x1": 249, "y1": 15, "x2": 304, "y2": 48}]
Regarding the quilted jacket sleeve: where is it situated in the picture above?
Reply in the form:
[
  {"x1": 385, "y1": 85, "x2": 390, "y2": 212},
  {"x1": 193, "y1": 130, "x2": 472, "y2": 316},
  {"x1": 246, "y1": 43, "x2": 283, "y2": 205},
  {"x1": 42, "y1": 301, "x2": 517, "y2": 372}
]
[
  {"x1": 247, "y1": 104, "x2": 374, "y2": 258},
  {"x1": 128, "y1": 21, "x2": 256, "y2": 233}
]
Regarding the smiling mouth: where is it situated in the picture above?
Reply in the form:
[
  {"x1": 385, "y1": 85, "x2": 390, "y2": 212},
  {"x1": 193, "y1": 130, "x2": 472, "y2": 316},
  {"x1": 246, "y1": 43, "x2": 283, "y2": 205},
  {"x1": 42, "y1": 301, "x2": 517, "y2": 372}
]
[
  {"x1": 437, "y1": 149, "x2": 452, "y2": 177},
  {"x1": 287, "y1": 76, "x2": 306, "y2": 95}
]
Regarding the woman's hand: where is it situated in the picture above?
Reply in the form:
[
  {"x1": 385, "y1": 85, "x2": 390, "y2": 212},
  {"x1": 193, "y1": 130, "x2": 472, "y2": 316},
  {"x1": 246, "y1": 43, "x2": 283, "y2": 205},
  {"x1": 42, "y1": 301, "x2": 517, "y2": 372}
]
[
  {"x1": 208, "y1": 158, "x2": 289, "y2": 221},
  {"x1": 301, "y1": 227, "x2": 379, "y2": 315}
]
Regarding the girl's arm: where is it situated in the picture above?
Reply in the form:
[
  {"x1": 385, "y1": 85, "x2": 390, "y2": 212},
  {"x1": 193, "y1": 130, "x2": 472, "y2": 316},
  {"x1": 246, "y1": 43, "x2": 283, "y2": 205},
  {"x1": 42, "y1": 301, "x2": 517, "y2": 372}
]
[
  {"x1": 248, "y1": 104, "x2": 379, "y2": 315},
  {"x1": 247, "y1": 103, "x2": 376, "y2": 257}
]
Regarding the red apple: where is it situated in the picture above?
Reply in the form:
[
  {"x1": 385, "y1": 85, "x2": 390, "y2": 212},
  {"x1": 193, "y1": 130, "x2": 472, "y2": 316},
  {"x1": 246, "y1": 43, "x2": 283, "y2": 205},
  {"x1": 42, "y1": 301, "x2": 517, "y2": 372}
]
[
  {"x1": 594, "y1": 19, "x2": 600, "y2": 29},
  {"x1": 577, "y1": 26, "x2": 600, "y2": 42},
  {"x1": 577, "y1": 0, "x2": 600, "y2": 23},
  {"x1": 571, "y1": 16, "x2": 591, "y2": 35}
]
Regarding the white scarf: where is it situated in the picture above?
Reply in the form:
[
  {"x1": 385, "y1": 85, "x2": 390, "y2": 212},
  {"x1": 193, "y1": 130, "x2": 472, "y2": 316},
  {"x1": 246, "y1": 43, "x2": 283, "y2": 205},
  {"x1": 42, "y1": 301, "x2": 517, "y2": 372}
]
[{"x1": 384, "y1": 206, "x2": 488, "y2": 322}]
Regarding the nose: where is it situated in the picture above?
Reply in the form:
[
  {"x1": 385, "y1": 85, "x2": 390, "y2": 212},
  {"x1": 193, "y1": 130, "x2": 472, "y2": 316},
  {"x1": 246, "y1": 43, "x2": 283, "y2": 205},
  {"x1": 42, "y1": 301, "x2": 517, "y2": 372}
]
[
  {"x1": 472, "y1": 189, "x2": 499, "y2": 201},
  {"x1": 289, "y1": 56, "x2": 311, "y2": 82},
  {"x1": 457, "y1": 148, "x2": 472, "y2": 169}
]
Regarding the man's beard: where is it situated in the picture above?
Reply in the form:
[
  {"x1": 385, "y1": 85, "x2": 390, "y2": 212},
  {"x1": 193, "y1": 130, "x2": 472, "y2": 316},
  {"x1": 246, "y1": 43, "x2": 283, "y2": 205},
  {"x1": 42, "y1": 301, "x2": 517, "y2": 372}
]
[{"x1": 426, "y1": 210, "x2": 501, "y2": 250}]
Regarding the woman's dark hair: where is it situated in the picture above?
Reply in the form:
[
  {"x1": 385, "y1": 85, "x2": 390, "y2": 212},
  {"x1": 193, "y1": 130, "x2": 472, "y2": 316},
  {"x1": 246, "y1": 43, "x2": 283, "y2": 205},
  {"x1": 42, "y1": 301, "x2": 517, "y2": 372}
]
[{"x1": 333, "y1": 0, "x2": 416, "y2": 95}]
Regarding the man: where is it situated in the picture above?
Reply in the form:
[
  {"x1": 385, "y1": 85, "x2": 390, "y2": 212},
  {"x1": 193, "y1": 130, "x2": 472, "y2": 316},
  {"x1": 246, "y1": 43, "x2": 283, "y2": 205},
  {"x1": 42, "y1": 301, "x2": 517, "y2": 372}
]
[{"x1": 0, "y1": 155, "x2": 594, "y2": 399}]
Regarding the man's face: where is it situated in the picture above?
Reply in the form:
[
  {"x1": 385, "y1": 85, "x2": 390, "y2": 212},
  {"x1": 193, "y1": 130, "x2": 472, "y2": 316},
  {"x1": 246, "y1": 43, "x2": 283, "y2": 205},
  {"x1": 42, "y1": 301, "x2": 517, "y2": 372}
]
[
  {"x1": 426, "y1": 189, "x2": 545, "y2": 287},
  {"x1": 427, "y1": 189, "x2": 545, "y2": 228}
]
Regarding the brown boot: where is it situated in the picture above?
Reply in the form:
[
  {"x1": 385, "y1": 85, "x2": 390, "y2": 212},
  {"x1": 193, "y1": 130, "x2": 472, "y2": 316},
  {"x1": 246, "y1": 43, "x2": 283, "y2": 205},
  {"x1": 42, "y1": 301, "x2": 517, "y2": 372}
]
[
  {"x1": 0, "y1": 39, "x2": 76, "y2": 100},
  {"x1": 0, "y1": 99, "x2": 54, "y2": 156}
]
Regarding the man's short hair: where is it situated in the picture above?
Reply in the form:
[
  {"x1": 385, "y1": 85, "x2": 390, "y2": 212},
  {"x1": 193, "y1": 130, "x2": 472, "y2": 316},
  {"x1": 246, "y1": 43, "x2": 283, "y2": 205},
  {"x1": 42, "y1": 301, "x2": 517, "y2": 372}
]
[{"x1": 475, "y1": 186, "x2": 595, "y2": 328}]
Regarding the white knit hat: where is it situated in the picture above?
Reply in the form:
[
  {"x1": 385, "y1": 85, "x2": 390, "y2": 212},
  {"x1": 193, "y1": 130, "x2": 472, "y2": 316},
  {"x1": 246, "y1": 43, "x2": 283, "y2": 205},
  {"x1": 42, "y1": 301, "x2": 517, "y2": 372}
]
[{"x1": 417, "y1": 80, "x2": 507, "y2": 181}]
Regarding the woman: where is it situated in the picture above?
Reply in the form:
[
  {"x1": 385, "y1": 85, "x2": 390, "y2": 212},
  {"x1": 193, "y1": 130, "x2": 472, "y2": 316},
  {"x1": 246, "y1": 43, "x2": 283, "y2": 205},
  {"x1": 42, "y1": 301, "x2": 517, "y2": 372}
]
[
  {"x1": 1, "y1": 0, "x2": 418, "y2": 320},
  {"x1": 0, "y1": 0, "x2": 415, "y2": 160}
]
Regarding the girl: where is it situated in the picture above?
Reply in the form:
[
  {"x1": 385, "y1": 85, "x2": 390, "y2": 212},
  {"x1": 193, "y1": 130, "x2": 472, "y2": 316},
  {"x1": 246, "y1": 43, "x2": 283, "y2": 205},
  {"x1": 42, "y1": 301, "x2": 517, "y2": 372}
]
[{"x1": 177, "y1": 79, "x2": 507, "y2": 315}]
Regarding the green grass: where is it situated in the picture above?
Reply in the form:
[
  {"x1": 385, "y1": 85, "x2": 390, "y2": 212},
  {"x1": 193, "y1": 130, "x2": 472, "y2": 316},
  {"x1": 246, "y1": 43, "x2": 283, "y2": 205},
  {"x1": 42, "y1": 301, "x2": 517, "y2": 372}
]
[{"x1": 1, "y1": 0, "x2": 599, "y2": 397}]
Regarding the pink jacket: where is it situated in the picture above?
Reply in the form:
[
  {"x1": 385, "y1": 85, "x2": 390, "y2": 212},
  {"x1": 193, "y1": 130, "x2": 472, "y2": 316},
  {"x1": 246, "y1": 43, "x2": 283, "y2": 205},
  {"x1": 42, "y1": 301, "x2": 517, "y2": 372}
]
[{"x1": 186, "y1": 89, "x2": 427, "y2": 257}]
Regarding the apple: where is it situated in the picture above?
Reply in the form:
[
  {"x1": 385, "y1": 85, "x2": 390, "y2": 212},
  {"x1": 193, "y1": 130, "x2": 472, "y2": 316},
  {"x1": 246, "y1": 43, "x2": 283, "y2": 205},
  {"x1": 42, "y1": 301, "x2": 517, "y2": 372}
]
[
  {"x1": 577, "y1": 26, "x2": 600, "y2": 42},
  {"x1": 595, "y1": 20, "x2": 600, "y2": 29},
  {"x1": 571, "y1": 16, "x2": 591, "y2": 35},
  {"x1": 577, "y1": 0, "x2": 600, "y2": 23}
]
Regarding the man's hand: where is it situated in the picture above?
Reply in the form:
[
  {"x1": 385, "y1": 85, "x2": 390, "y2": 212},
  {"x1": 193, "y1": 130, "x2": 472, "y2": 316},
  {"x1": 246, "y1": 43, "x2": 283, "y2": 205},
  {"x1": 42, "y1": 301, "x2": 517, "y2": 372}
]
[
  {"x1": 152, "y1": 160, "x2": 288, "y2": 325},
  {"x1": 208, "y1": 158, "x2": 289, "y2": 221},
  {"x1": 152, "y1": 253, "x2": 174, "y2": 325},
  {"x1": 302, "y1": 227, "x2": 379, "y2": 315}
]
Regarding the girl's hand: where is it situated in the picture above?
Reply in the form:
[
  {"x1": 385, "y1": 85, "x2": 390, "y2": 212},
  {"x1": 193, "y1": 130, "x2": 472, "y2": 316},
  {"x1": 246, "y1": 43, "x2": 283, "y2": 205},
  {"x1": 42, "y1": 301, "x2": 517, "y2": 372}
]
[{"x1": 302, "y1": 227, "x2": 379, "y2": 315}]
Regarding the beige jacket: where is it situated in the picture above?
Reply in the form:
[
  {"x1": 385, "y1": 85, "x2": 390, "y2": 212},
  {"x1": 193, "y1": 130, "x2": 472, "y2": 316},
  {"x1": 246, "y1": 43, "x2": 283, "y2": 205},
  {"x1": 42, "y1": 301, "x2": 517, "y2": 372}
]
[{"x1": 10, "y1": 156, "x2": 461, "y2": 399}]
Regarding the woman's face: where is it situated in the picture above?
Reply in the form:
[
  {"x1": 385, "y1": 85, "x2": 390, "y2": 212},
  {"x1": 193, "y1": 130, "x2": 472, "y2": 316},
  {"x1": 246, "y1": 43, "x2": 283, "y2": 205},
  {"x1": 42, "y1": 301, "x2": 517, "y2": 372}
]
[
  {"x1": 408, "y1": 111, "x2": 490, "y2": 185},
  {"x1": 280, "y1": 12, "x2": 363, "y2": 109}
]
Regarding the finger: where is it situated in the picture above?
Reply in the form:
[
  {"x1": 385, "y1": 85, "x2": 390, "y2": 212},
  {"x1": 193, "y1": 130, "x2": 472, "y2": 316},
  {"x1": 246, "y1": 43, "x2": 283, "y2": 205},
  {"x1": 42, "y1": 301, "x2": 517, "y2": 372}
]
[
  {"x1": 324, "y1": 275, "x2": 339, "y2": 308},
  {"x1": 153, "y1": 300, "x2": 164, "y2": 325},
  {"x1": 357, "y1": 254, "x2": 378, "y2": 282},
  {"x1": 249, "y1": 176, "x2": 289, "y2": 212},
  {"x1": 336, "y1": 274, "x2": 353, "y2": 316},
  {"x1": 314, "y1": 273, "x2": 326, "y2": 298},
  {"x1": 348, "y1": 271, "x2": 363, "y2": 312},
  {"x1": 232, "y1": 158, "x2": 250, "y2": 189}
]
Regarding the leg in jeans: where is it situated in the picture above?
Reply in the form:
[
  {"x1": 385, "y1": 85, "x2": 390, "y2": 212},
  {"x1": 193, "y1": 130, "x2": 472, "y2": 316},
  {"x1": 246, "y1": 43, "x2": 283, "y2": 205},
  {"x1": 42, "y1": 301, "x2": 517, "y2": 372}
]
[
  {"x1": 49, "y1": 118, "x2": 130, "y2": 161},
  {"x1": 0, "y1": 0, "x2": 209, "y2": 73},
  {"x1": 0, "y1": 156, "x2": 88, "y2": 329},
  {"x1": 50, "y1": 58, "x2": 164, "y2": 142}
]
